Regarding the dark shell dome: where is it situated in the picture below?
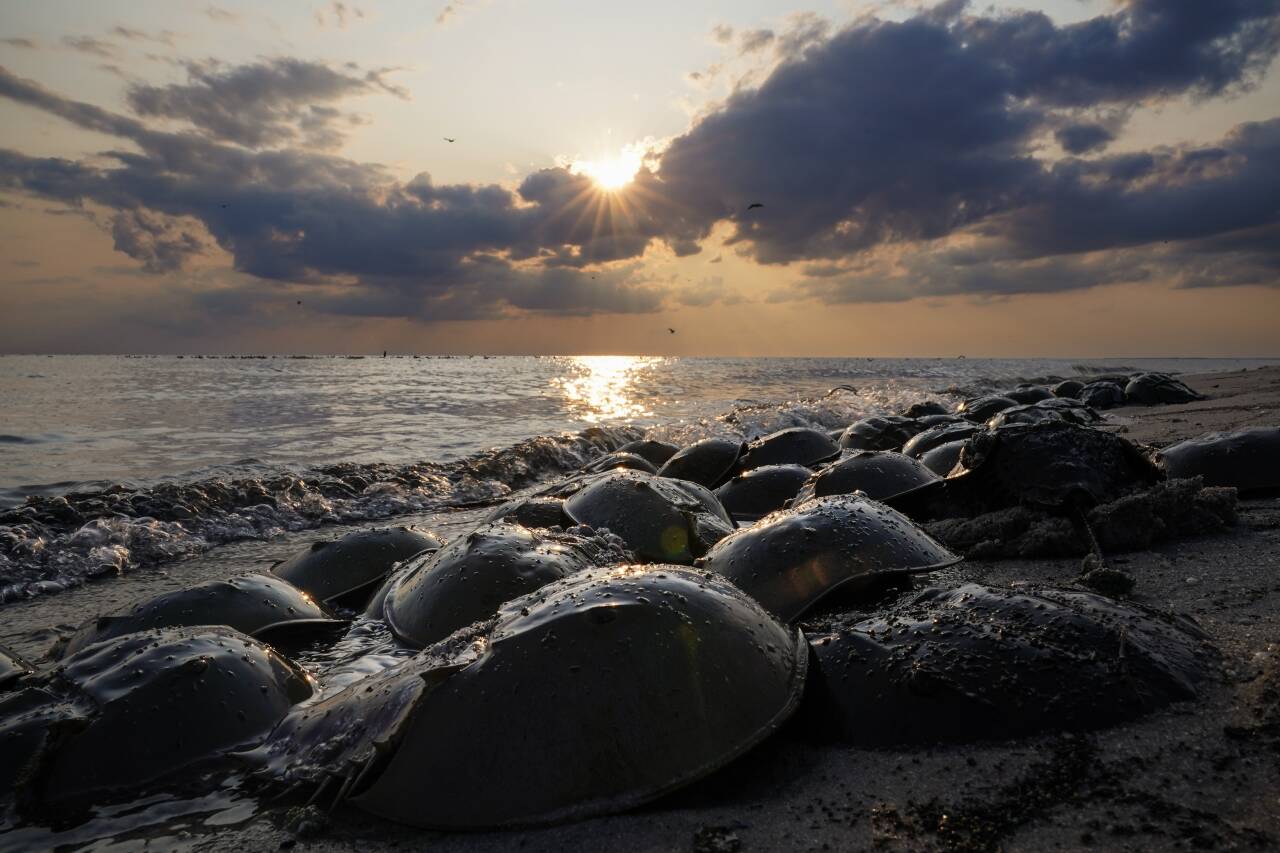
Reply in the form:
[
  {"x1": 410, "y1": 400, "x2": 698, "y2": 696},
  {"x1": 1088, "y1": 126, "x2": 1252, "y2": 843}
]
[
  {"x1": 251, "y1": 565, "x2": 808, "y2": 829},
  {"x1": 699, "y1": 494, "x2": 960, "y2": 622},
  {"x1": 656, "y1": 437, "x2": 745, "y2": 489},
  {"x1": 739, "y1": 427, "x2": 841, "y2": 471},
  {"x1": 272, "y1": 526, "x2": 443, "y2": 608},
  {"x1": 59, "y1": 573, "x2": 342, "y2": 659},
  {"x1": 714, "y1": 464, "x2": 813, "y2": 523},
  {"x1": 806, "y1": 583, "x2": 1218, "y2": 745}
]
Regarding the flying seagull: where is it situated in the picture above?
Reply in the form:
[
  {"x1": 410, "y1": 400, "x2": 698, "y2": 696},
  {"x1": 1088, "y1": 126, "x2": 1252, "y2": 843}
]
[
  {"x1": 668, "y1": 328, "x2": 676, "y2": 334},
  {"x1": 746, "y1": 202, "x2": 764, "y2": 210},
  {"x1": 443, "y1": 137, "x2": 456, "y2": 143}
]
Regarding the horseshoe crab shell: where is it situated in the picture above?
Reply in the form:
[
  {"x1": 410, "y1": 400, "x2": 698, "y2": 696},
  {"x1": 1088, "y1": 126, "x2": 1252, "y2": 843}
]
[
  {"x1": 901, "y1": 401, "x2": 949, "y2": 418},
  {"x1": 383, "y1": 523, "x2": 610, "y2": 649},
  {"x1": 6, "y1": 627, "x2": 313, "y2": 817},
  {"x1": 272, "y1": 526, "x2": 443, "y2": 608},
  {"x1": 889, "y1": 421, "x2": 1162, "y2": 520},
  {"x1": 564, "y1": 471, "x2": 734, "y2": 564},
  {"x1": 738, "y1": 427, "x2": 840, "y2": 470},
  {"x1": 249, "y1": 565, "x2": 807, "y2": 829},
  {"x1": 616, "y1": 439, "x2": 680, "y2": 467},
  {"x1": 955, "y1": 395, "x2": 1019, "y2": 422},
  {"x1": 793, "y1": 451, "x2": 940, "y2": 504},
  {"x1": 699, "y1": 494, "x2": 960, "y2": 622},
  {"x1": 1080, "y1": 380, "x2": 1126, "y2": 409},
  {"x1": 806, "y1": 584, "x2": 1217, "y2": 745},
  {"x1": 1052, "y1": 379, "x2": 1085, "y2": 398},
  {"x1": 900, "y1": 422, "x2": 981, "y2": 459},
  {"x1": 1155, "y1": 427, "x2": 1280, "y2": 495},
  {"x1": 59, "y1": 573, "x2": 342, "y2": 659},
  {"x1": 1007, "y1": 385, "x2": 1054, "y2": 404},
  {"x1": 1125, "y1": 372, "x2": 1203, "y2": 405},
  {"x1": 919, "y1": 440, "x2": 967, "y2": 476},
  {"x1": 656, "y1": 437, "x2": 745, "y2": 489},
  {"x1": 580, "y1": 451, "x2": 658, "y2": 475},
  {"x1": 838, "y1": 415, "x2": 926, "y2": 451},
  {"x1": 485, "y1": 494, "x2": 571, "y2": 528},
  {"x1": 714, "y1": 464, "x2": 812, "y2": 523},
  {"x1": 0, "y1": 645, "x2": 34, "y2": 691}
]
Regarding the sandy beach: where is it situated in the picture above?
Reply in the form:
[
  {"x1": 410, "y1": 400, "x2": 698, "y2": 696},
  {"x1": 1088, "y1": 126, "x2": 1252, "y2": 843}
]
[{"x1": 56, "y1": 366, "x2": 1253, "y2": 853}]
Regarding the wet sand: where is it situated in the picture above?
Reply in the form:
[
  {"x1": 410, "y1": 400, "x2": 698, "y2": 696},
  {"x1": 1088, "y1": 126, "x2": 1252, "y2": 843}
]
[
  {"x1": 191, "y1": 366, "x2": 1279, "y2": 853},
  {"x1": 8, "y1": 367, "x2": 1280, "y2": 852}
]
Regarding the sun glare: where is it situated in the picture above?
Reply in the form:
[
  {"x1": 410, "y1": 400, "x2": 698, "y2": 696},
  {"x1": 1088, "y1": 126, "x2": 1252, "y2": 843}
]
[{"x1": 570, "y1": 144, "x2": 645, "y2": 191}]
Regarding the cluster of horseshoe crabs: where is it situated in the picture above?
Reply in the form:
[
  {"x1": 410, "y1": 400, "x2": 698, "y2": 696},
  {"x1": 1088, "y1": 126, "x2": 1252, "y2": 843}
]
[{"x1": 1, "y1": 372, "x2": 1272, "y2": 833}]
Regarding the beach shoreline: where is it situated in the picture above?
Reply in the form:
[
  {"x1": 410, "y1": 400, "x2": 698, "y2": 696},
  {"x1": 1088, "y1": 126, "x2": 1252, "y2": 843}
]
[{"x1": 4, "y1": 367, "x2": 1279, "y2": 852}]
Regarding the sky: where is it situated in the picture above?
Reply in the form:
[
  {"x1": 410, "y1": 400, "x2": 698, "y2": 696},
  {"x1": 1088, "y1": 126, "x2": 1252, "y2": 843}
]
[{"x1": 0, "y1": 0, "x2": 1278, "y2": 356}]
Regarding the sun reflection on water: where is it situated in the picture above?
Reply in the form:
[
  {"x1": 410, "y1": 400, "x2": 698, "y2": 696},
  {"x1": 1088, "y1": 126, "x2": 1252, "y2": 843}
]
[{"x1": 554, "y1": 356, "x2": 663, "y2": 423}]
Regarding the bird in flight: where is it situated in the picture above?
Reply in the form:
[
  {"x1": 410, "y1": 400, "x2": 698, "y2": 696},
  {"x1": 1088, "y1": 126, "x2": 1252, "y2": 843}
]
[
  {"x1": 746, "y1": 202, "x2": 764, "y2": 210},
  {"x1": 668, "y1": 328, "x2": 676, "y2": 334},
  {"x1": 443, "y1": 137, "x2": 456, "y2": 143}
]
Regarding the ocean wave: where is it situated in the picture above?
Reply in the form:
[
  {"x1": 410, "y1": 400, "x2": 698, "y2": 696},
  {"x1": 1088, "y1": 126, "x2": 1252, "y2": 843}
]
[{"x1": 0, "y1": 425, "x2": 641, "y2": 605}]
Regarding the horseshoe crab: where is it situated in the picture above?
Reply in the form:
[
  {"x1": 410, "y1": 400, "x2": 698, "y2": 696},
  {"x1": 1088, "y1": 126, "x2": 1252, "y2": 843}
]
[
  {"x1": 564, "y1": 470, "x2": 734, "y2": 564},
  {"x1": 1052, "y1": 379, "x2": 1085, "y2": 398},
  {"x1": 714, "y1": 464, "x2": 812, "y2": 523},
  {"x1": 616, "y1": 439, "x2": 680, "y2": 467},
  {"x1": 248, "y1": 565, "x2": 807, "y2": 829},
  {"x1": 919, "y1": 441, "x2": 967, "y2": 476},
  {"x1": 657, "y1": 437, "x2": 745, "y2": 489},
  {"x1": 485, "y1": 494, "x2": 571, "y2": 529},
  {"x1": 806, "y1": 583, "x2": 1217, "y2": 745},
  {"x1": 272, "y1": 526, "x2": 443, "y2": 609},
  {"x1": 902, "y1": 401, "x2": 949, "y2": 418},
  {"x1": 3, "y1": 627, "x2": 313, "y2": 818},
  {"x1": 580, "y1": 451, "x2": 658, "y2": 475},
  {"x1": 58, "y1": 573, "x2": 343, "y2": 659},
  {"x1": 792, "y1": 451, "x2": 940, "y2": 504},
  {"x1": 1080, "y1": 380, "x2": 1126, "y2": 410},
  {"x1": 955, "y1": 395, "x2": 1019, "y2": 422},
  {"x1": 1007, "y1": 385, "x2": 1054, "y2": 404},
  {"x1": 889, "y1": 421, "x2": 1162, "y2": 520},
  {"x1": 382, "y1": 523, "x2": 626, "y2": 649},
  {"x1": 0, "y1": 645, "x2": 33, "y2": 691},
  {"x1": 699, "y1": 494, "x2": 960, "y2": 622},
  {"x1": 984, "y1": 402, "x2": 1080, "y2": 428},
  {"x1": 1126, "y1": 372, "x2": 1204, "y2": 405},
  {"x1": 901, "y1": 422, "x2": 981, "y2": 459},
  {"x1": 738, "y1": 427, "x2": 840, "y2": 471},
  {"x1": 839, "y1": 415, "x2": 927, "y2": 452},
  {"x1": 1155, "y1": 427, "x2": 1280, "y2": 495}
]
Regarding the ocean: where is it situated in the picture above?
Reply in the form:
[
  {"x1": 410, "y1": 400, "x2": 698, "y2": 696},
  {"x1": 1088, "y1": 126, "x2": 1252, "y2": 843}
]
[{"x1": 1, "y1": 354, "x2": 1274, "y2": 605}]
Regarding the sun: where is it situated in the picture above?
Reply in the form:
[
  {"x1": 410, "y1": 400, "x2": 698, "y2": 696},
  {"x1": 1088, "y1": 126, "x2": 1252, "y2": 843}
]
[{"x1": 569, "y1": 143, "x2": 646, "y2": 191}]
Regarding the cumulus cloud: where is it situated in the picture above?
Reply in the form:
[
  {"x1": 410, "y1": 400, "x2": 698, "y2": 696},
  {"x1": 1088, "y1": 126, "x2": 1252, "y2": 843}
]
[
  {"x1": 125, "y1": 58, "x2": 404, "y2": 149},
  {"x1": 110, "y1": 209, "x2": 210, "y2": 273}
]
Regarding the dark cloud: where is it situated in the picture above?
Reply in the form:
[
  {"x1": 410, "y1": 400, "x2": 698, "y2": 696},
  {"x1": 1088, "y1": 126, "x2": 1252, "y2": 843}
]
[
  {"x1": 125, "y1": 58, "x2": 405, "y2": 149},
  {"x1": 648, "y1": 1, "x2": 1280, "y2": 295},
  {"x1": 1, "y1": 38, "x2": 37, "y2": 49},
  {"x1": 0, "y1": 65, "x2": 673, "y2": 319},
  {"x1": 110, "y1": 209, "x2": 209, "y2": 273},
  {"x1": 1054, "y1": 122, "x2": 1116, "y2": 154}
]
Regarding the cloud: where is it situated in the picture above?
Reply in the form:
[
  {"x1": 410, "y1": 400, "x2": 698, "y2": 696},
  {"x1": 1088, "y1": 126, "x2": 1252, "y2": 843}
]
[
  {"x1": 437, "y1": 0, "x2": 485, "y2": 27},
  {"x1": 316, "y1": 3, "x2": 364, "y2": 29},
  {"x1": 61, "y1": 36, "x2": 117, "y2": 58},
  {"x1": 110, "y1": 208, "x2": 210, "y2": 272},
  {"x1": 110, "y1": 27, "x2": 177, "y2": 47},
  {"x1": 1, "y1": 38, "x2": 37, "y2": 49},
  {"x1": 125, "y1": 58, "x2": 405, "y2": 149},
  {"x1": 647, "y1": 1, "x2": 1280, "y2": 284},
  {"x1": 204, "y1": 6, "x2": 238, "y2": 24},
  {"x1": 0, "y1": 65, "x2": 679, "y2": 320},
  {"x1": 1054, "y1": 122, "x2": 1116, "y2": 154}
]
